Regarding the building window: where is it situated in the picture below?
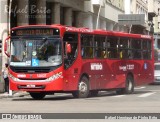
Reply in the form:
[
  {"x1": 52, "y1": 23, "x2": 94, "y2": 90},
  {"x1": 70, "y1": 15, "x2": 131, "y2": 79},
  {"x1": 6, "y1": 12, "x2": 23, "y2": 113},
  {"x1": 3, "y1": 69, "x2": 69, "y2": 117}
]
[
  {"x1": 46, "y1": 2, "x2": 52, "y2": 25},
  {"x1": 72, "y1": 11, "x2": 77, "y2": 27},
  {"x1": 29, "y1": 0, "x2": 37, "y2": 25},
  {"x1": 11, "y1": 0, "x2": 18, "y2": 28},
  {"x1": 60, "y1": 6, "x2": 65, "y2": 25}
]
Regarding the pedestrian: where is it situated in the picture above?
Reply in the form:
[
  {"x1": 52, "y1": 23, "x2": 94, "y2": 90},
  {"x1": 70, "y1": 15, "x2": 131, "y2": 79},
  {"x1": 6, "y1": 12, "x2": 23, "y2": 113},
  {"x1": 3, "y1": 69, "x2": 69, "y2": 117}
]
[{"x1": 3, "y1": 63, "x2": 9, "y2": 93}]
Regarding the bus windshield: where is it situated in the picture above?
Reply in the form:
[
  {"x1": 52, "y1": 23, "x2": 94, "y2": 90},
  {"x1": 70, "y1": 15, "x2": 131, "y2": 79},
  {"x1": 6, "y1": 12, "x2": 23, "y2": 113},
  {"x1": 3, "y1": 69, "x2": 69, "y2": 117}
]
[{"x1": 10, "y1": 38, "x2": 62, "y2": 67}]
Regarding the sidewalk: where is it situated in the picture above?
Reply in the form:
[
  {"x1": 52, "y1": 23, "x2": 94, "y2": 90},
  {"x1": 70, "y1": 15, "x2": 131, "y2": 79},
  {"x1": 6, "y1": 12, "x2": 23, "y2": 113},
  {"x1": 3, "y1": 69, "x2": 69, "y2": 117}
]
[{"x1": 0, "y1": 91, "x2": 29, "y2": 99}]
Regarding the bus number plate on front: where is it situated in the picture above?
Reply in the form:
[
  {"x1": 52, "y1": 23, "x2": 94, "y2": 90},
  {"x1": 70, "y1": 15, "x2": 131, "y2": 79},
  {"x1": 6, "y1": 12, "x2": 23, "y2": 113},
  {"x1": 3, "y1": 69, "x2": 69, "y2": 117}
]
[{"x1": 26, "y1": 85, "x2": 36, "y2": 88}]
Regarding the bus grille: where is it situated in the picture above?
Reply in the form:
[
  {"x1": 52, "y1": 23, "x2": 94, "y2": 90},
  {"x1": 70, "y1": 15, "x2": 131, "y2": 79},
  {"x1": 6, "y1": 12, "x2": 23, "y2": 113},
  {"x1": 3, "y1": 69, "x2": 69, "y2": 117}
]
[
  {"x1": 10, "y1": 67, "x2": 51, "y2": 73},
  {"x1": 18, "y1": 78, "x2": 47, "y2": 80}
]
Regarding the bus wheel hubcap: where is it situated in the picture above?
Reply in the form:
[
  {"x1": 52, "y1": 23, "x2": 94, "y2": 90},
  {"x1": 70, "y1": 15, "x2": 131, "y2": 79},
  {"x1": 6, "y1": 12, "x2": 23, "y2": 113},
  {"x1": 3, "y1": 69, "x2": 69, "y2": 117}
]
[
  {"x1": 79, "y1": 82, "x2": 87, "y2": 93},
  {"x1": 128, "y1": 80, "x2": 132, "y2": 91}
]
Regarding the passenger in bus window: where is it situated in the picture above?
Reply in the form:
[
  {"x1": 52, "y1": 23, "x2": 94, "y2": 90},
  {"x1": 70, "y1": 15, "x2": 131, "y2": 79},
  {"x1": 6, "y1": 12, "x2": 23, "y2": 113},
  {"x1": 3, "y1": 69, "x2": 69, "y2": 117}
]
[
  {"x1": 90, "y1": 48, "x2": 93, "y2": 58},
  {"x1": 107, "y1": 51, "x2": 111, "y2": 58},
  {"x1": 120, "y1": 50, "x2": 123, "y2": 59},
  {"x1": 101, "y1": 50, "x2": 107, "y2": 58},
  {"x1": 86, "y1": 47, "x2": 93, "y2": 58}
]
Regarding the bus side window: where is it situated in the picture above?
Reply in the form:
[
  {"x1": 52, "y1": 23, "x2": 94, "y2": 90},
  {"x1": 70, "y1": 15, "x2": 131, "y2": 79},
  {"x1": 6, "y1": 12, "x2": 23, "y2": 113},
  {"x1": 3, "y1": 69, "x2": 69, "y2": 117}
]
[
  {"x1": 81, "y1": 34, "x2": 94, "y2": 59},
  {"x1": 63, "y1": 33, "x2": 78, "y2": 69},
  {"x1": 94, "y1": 36, "x2": 106, "y2": 59},
  {"x1": 131, "y1": 39, "x2": 142, "y2": 59},
  {"x1": 107, "y1": 37, "x2": 118, "y2": 59}
]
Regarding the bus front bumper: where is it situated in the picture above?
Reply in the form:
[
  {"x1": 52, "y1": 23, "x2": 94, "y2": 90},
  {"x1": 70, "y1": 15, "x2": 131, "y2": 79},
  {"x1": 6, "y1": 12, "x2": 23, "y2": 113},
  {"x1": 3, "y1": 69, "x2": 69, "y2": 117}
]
[{"x1": 9, "y1": 78, "x2": 63, "y2": 92}]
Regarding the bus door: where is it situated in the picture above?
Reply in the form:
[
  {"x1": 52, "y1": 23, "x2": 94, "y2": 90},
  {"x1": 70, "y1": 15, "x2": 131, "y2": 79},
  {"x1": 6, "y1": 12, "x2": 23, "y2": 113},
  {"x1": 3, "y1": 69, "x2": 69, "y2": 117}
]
[{"x1": 63, "y1": 32, "x2": 79, "y2": 91}]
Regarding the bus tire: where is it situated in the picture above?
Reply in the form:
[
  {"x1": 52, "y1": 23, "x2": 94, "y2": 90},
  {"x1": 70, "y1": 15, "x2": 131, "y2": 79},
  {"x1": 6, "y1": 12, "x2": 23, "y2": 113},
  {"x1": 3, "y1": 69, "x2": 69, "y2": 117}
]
[
  {"x1": 116, "y1": 75, "x2": 134, "y2": 94},
  {"x1": 29, "y1": 92, "x2": 46, "y2": 100},
  {"x1": 125, "y1": 75, "x2": 134, "y2": 94},
  {"x1": 72, "y1": 76, "x2": 90, "y2": 98}
]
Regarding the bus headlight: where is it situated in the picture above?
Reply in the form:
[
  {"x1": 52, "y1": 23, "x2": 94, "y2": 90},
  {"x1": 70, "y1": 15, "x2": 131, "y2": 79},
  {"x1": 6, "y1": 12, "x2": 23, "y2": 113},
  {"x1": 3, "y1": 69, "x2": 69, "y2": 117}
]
[
  {"x1": 9, "y1": 74, "x2": 19, "y2": 81},
  {"x1": 46, "y1": 72, "x2": 63, "y2": 82}
]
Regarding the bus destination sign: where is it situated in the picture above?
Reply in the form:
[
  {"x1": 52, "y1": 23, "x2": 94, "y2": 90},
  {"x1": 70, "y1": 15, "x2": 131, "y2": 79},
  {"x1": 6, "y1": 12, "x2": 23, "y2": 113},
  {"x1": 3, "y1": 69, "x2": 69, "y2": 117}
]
[{"x1": 11, "y1": 28, "x2": 60, "y2": 36}]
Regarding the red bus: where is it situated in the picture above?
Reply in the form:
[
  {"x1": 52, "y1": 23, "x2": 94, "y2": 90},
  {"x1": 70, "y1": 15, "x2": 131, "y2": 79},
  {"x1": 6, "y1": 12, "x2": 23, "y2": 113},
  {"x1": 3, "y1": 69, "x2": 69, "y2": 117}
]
[{"x1": 4, "y1": 25, "x2": 154, "y2": 99}]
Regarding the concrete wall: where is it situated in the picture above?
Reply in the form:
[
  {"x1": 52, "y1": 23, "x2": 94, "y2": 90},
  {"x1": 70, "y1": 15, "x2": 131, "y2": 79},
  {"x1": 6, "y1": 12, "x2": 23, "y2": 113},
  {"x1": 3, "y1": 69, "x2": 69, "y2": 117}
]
[
  {"x1": 105, "y1": 3, "x2": 124, "y2": 23},
  {"x1": 52, "y1": 0, "x2": 84, "y2": 11},
  {"x1": 154, "y1": 34, "x2": 160, "y2": 49},
  {"x1": 84, "y1": 0, "x2": 126, "y2": 31},
  {"x1": 0, "y1": 0, "x2": 8, "y2": 92}
]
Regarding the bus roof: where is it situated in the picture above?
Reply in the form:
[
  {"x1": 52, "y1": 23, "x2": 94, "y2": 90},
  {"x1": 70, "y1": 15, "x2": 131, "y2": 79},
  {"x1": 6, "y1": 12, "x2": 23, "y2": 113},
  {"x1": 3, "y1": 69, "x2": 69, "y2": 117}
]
[{"x1": 11, "y1": 24, "x2": 152, "y2": 39}]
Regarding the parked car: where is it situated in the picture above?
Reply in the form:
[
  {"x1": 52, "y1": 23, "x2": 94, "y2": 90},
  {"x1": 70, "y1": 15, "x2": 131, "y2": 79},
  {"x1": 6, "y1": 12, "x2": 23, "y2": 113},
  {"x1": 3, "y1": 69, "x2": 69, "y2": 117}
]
[{"x1": 154, "y1": 63, "x2": 160, "y2": 84}]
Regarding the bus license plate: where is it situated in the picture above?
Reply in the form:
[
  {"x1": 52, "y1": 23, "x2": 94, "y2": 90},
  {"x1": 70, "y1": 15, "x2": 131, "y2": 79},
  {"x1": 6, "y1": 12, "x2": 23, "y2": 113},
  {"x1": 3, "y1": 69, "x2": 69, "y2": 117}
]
[{"x1": 27, "y1": 85, "x2": 36, "y2": 88}]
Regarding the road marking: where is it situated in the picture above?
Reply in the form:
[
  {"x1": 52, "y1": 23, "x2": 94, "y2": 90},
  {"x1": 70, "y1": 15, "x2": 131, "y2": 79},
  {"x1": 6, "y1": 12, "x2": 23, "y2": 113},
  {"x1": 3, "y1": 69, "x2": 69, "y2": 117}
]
[
  {"x1": 138, "y1": 92, "x2": 156, "y2": 98},
  {"x1": 149, "y1": 90, "x2": 160, "y2": 92},
  {"x1": 135, "y1": 86, "x2": 146, "y2": 90},
  {"x1": 113, "y1": 95, "x2": 126, "y2": 98}
]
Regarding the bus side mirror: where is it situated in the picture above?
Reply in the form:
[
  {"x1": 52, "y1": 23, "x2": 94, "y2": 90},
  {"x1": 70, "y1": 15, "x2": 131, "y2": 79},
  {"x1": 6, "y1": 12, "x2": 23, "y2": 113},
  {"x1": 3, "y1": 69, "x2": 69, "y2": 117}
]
[
  {"x1": 4, "y1": 36, "x2": 10, "y2": 57},
  {"x1": 66, "y1": 43, "x2": 71, "y2": 54}
]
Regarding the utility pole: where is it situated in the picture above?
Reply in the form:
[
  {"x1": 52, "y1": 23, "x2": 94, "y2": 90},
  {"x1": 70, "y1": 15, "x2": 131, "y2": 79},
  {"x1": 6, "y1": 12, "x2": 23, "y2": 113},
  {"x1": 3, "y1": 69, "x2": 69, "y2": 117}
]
[
  {"x1": 96, "y1": 0, "x2": 105, "y2": 29},
  {"x1": 9, "y1": 0, "x2": 12, "y2": 36},
  {"x1": 8, "y1": 0, "x2": 13, "y2": 96}
]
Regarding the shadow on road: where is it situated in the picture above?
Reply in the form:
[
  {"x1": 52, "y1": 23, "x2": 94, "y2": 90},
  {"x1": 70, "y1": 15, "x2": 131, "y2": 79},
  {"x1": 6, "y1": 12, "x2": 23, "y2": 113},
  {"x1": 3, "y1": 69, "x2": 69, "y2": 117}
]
[
  {"x1": 11, "y1": 89, "x2": 152, "y2": 101},
  {"x1": 12, "y1": 94, "x2": 73, "y2": 101}
]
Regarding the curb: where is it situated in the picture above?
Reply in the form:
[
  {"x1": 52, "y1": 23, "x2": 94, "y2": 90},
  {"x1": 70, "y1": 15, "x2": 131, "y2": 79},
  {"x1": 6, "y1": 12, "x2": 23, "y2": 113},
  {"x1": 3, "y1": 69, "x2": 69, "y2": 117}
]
[
  {"x1": 0, "y1": 92, "x2": 29, "y2": 99},
  {"x1": 0, "y1": 93, "x2": 13, "y2": 99}
]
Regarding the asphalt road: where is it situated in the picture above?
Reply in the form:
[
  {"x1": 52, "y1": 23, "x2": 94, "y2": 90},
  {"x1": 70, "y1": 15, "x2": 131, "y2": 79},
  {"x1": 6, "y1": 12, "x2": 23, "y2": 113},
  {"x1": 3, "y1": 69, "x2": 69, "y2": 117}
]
[
  {"x1": 0, "y1": 84, "x2": 160, "y2": 114},
  {"x1": 0, "y1": 85, "x2": 160, "y2": 113}
]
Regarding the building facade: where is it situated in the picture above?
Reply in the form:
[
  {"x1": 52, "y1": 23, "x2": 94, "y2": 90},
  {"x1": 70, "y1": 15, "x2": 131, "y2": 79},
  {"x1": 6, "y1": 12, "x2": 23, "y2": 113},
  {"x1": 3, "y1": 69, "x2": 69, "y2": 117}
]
[
  {"x1": 123, "y1": 0, "x2": 149, "y2": 34},
  {"x1": 87, "y1": 0, "x2": 127, "y2": 31},
  {"x1": 7, "y1": 0, "x2": 128, "y2": 31},
  {"x1": 153, "y1": 0, "x2": 160, "y2": 51}
]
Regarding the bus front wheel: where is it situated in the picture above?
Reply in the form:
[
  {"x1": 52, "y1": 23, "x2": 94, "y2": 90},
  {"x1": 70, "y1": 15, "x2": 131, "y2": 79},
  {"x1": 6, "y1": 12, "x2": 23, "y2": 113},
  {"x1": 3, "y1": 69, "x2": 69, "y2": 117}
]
[
  {"x1": 29, "y1": 92, "x2": 46, "y2": 100},
  {"x1": 72, "y1": 76, "x2": 90, "y2": 98}
]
